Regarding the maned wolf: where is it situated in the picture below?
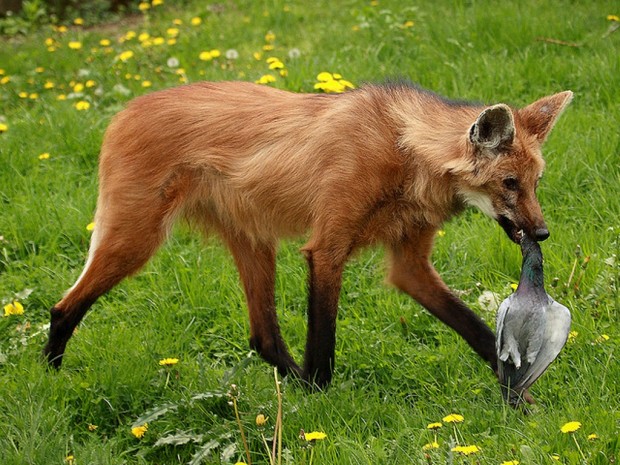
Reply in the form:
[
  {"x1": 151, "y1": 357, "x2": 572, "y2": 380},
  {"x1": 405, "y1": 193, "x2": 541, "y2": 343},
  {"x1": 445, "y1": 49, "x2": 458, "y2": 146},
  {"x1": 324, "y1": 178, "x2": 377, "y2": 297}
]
[{"x1": 44, "y1": 81, "x2": 572, "y2": 389}]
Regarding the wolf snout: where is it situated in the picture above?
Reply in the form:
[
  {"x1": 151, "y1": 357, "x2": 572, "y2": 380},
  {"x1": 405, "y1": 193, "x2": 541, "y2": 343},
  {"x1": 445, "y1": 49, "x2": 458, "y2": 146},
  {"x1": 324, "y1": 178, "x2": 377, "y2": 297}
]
[{"x1": 533, "y1": 227, "x2": 550, "y2": 241}]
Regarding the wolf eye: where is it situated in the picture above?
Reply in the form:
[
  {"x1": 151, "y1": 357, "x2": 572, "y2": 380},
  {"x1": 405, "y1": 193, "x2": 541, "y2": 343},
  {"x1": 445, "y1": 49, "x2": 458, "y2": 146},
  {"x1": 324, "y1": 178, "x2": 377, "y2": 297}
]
[{"x1": 503, "y1": 177, "x2": 519, "y2": 191}]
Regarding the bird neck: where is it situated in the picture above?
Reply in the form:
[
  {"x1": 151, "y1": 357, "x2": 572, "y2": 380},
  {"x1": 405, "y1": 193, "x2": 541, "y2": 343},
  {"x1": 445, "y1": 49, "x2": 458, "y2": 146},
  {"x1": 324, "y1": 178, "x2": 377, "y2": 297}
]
[{"x1": 516, "y1": 235, "x2": 545, "y2": 292}]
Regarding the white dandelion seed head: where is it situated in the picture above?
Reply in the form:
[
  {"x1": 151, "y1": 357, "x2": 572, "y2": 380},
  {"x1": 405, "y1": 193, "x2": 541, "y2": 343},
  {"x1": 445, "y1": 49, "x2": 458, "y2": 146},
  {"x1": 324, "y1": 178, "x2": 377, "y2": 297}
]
[
  {"x1": 225, "y1": 49, "x2": 239, "y2": 60},
  {"x1": 288, "y1": 48, "x2": 301, "y2": 59},
  {"x1": 166, "y1": 57, "x2": 180, "y2": 68}
]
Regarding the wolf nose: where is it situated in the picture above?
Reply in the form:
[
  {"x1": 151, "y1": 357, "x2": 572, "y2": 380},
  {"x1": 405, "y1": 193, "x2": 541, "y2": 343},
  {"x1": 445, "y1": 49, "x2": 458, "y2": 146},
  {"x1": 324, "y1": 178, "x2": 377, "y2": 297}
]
[{"x1": 534, "y1": 227, "x2": 550, "y2": 241}]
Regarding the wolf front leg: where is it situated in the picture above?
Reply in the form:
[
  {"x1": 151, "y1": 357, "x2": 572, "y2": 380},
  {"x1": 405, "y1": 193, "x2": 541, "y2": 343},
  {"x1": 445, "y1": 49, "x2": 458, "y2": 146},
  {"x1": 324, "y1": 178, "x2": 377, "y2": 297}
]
[
  {"x1": 300, "y1": 242, "x2": 347, "y2": 388},
  {"x1": 221, "y1": 231, "x2": 302, "y2": 378},
  {"x1": 387, "y1": 228, "x2": 498, "y2": 372}
]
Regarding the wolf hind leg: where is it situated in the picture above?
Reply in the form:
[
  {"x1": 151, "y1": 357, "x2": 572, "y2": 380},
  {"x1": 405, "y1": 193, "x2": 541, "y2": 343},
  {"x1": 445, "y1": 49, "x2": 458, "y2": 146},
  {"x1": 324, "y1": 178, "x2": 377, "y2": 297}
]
[{"x1": 44, "y1": 195, "x2": 176, "y2": 368}]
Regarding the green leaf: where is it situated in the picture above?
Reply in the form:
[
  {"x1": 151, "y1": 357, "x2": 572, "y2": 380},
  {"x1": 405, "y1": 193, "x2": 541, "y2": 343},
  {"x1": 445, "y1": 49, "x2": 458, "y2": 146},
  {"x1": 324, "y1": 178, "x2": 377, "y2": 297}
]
[
  {"x1": 154, "y1": 431, "x2": 204, "y2": 447},
  {"x1": 132, "y1": 403, "x2": 178, "y2": 427},
  {"x1": 188, "y1": 439, "x2": 220, "y2": 465}
]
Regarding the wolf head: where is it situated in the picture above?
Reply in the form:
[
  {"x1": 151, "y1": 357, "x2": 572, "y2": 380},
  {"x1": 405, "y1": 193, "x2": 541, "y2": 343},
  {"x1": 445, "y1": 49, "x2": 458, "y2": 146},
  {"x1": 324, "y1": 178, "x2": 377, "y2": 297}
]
[{"x1": 458, "y1": 91, "x2": 573, "y2": 243}]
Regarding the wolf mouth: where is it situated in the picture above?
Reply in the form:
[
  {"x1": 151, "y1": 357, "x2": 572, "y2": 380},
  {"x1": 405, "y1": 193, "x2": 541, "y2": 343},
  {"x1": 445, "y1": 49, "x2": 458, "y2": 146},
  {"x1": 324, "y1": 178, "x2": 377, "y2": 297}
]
[{"x1": 498, "y1": 215, "x2": 523, "y2": 243}]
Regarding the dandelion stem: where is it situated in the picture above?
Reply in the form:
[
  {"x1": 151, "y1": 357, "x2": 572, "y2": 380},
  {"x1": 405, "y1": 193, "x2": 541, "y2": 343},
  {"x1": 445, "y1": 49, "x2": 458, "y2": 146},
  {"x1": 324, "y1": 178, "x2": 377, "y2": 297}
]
[
  {"x1": 232, "y1": 394, "x2": 252, "y2": 465},
  {"x1": 273, "y1": 368, "x2": 283, "y2": 465},
  {"x1": 261, "y1": 433, "x2": 275, "y2": 465},
  {"x1": 572, "y1": 435, "x2": 587, "y2": 463}
]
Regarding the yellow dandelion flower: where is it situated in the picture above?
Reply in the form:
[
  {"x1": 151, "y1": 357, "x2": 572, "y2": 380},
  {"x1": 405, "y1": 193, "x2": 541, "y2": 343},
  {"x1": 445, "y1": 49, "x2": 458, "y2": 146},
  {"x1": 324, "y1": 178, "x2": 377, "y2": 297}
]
[
  {"x1": 426, "y1": 422, "x2": 443, "y2": 430},
  {"x1": 451, "y1": 445, "x2": 480, "y2": 455},
  {"x1": 316, "y1": 71, "x2": 333, "y2": 82},
  {"x1": 45, "y1": 37, "x2": 55, "y2": 46},
  {"x1": 88, "y1": 423, "x2": 98, "y2": 431},
  {"x1": 422, "y1": 441, "x2": 440, "y2": 450},
  {"x1": 437, "y1": 230, "x2": 446, "y2": 237},
  {"x1": 551, "y1": 453, "x2": 561, "y2": 461},
  {"x1": 138, "y1": 2, "x2": 150, "y2": 11},
  {"x1": 304, "y1": 431, "x2": 327, "y2": 441},
  {"x1": 138, "y1": 32, "x2": 150, "y2": 42},
  {"x1": 442, "y1": 413, "x2": 464, "y2": 423},
  {"x1": 74, "y1": 17, "x2": 84, "y2": 25},
  {"x1": 124, "y1": 30, "x2": 137, "y2": 40},
  {"x1": 68, "y1": 41, "x2": 82, "y2": 50},
  {"x1": 57, "y1": 94, "x2": 67, "y2": 101},
  {"x1": 199, "y1": 51, "x2": 213, "y2": 61},
  {"x1": 56, "y1": 25, "x2": 68, "y2": 33},
  {"x1": 588, "y1": 433, "x2": 599, "y2": 441},
  {"x1": 595, "y1": 334, "x2": 610, "y2": 343},
  {"x1": 0, "y1": 123, "x2": 9, "y2": 132},
  {"x1": 152, "y1": 0, "x2": 164, "y2": 5},
  {"x1": 607, "y1": 15, "x2": 619, "y2": 22},
  {"x1": 1, "y1": 76, "x2": 10, "y2": 84},
  {"x1": 29, "y1": 93, "x2": 39, "y2": 100},
  {"x1": 402, "y1": 20, "x2": 414, "y2": 28},
  {"x1": 500, "y1": 461, "x2": 519, "y2": 465},
  {"x1": 35, "y1": 66, "x2": 45, "y2": 73},
  {"x1": 172, "y1": 18, "x2": 182, "y2": 25},
  {"x1": 38, "y1": 152, "x2": 50, "y2": 160},
  {"x1": 255, "y1": 74, "x2": 276, "y2": 85},
  {"x1": 253, "y1": 51, "x2": 263, "y2": 60},
  {"x1": 265, "y1": 31, "x2": 276, "y2": 42},
  {"x1": 510, "y1": 283, "x2": 518, "y2": 291},
  {"x1": 75, "y1": 100, "x2": 90, "y2": 111},
  {"x1": 159, "y1": 357, "x2": 179, "y2": 366},
  {"x1": 4, "y1": 301, "x2": 24, "y2": 316},
  {"x1": 117, "y1": 50, "x2": 134, "y2": 62},
  {"x1": 44, "y1": 80, "x2": 55, "y2": 89},
  {"x1": 263, "y1": 44, "x2": 275, "y2": 51},
  {"x1": 18, "y1": 91, "x2": 28, "y2": 99},
  {"x1": 85, "y1": 80, "x2": 96, "y2": 88},
  {"x1": 131, "y1": 423, "x2": 148, "y2": 438},
  {"x1": 268, "y1": 60, "x2": 284, "y2": 70},
  {"x1": 210, "y1": 49, "x2": 221, "y2": 58},
  {"x1": 0, "y1": 69, "x2": 5, "y2": 75},
  {"x1": 560, "y1": 421, "x2": 581, "y2": 433},
  {"x1": 100, "y1": 38, "x2": 111, "y2": 46},
  {"x1": 152, "y1": 37, "x2": 165, "y2": 45},
  {"x1": 255, "y1": 414, "x2": 268, "y2": 426},
  {"x1": 191, "y1": 16, "x2": 202, "y2": 26},
  {"x1": 86, "y1": 222, "x2": 95, "y2": 231},
  {"x1": 65, "y1": 455, "x2": 75, "y2": 465},
  {"x1": 568, "y1": 330, "x2": 578, "y2": 342},
  {"x1": 142, "y1": 81, "x2": 152, "y2": 88},
  {"x1": 73, "y1": 83, "x2": 84, "y2": 92}
]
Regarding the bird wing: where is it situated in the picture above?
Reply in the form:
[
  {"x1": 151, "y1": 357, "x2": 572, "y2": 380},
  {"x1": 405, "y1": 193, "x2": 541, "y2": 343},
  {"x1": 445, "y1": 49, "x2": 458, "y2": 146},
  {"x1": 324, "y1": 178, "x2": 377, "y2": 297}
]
[
  {"x1": 510, "y1": 297, "x2": 571, "y2": 392},
  {"x1": 496, "y1": 294, "x2": 546, "y2": 397},
  {"x1": 498, "y1": 297, "x2": 571, "y2": 403}
]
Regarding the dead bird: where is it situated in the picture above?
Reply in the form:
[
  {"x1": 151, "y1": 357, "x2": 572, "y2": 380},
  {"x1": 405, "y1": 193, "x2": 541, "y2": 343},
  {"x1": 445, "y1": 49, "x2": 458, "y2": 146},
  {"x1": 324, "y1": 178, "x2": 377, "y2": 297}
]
[{"x1": 496, "y1": 234, "x2": 571, "y2": 406}]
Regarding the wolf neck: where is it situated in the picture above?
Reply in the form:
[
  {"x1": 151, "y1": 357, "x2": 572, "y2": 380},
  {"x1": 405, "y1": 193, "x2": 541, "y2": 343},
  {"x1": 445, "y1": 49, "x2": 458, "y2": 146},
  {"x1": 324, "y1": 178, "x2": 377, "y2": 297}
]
[{"x1": 391, "y1": 92, "x2": 482, "y2": 174}]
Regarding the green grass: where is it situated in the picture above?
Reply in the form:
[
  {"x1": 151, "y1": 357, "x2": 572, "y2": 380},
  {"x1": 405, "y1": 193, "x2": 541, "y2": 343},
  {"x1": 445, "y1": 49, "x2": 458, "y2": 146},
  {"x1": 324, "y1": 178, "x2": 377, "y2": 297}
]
[{"x1": 1, "y1": 0, "x2": 619, "y2": 463}]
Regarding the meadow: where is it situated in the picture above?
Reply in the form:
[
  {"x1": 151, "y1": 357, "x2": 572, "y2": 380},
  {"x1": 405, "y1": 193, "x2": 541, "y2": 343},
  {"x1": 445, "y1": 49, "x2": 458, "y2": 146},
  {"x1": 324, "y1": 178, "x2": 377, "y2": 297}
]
[{"x1": 0, "y1": 0, "x2": 619, "y2": 463}]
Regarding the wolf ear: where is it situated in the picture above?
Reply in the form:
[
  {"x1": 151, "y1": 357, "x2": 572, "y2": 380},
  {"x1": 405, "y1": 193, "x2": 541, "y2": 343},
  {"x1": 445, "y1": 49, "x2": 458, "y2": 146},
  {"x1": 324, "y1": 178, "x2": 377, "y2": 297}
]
[
  {"x1": 469, "y1": 104, "x2": 515, "y2": 154},
  {"x1": 519, "y1": 91, "x2": 573, "y2": 143}
]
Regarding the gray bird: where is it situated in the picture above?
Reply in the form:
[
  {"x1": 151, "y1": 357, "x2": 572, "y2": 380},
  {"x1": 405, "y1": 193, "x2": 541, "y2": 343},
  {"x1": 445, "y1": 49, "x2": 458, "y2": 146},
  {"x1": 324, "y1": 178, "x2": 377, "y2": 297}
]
[{"x1": 496, "y1": 234, "x2": 571, "y2": 406}]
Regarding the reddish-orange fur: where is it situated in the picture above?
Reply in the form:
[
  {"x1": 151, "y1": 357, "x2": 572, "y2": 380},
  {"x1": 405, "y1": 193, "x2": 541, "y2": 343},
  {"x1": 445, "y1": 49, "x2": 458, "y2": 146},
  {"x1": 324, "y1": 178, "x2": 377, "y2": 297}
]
[{"x1": 45, "y1": 81, "x2": 572, "y2": 390}]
